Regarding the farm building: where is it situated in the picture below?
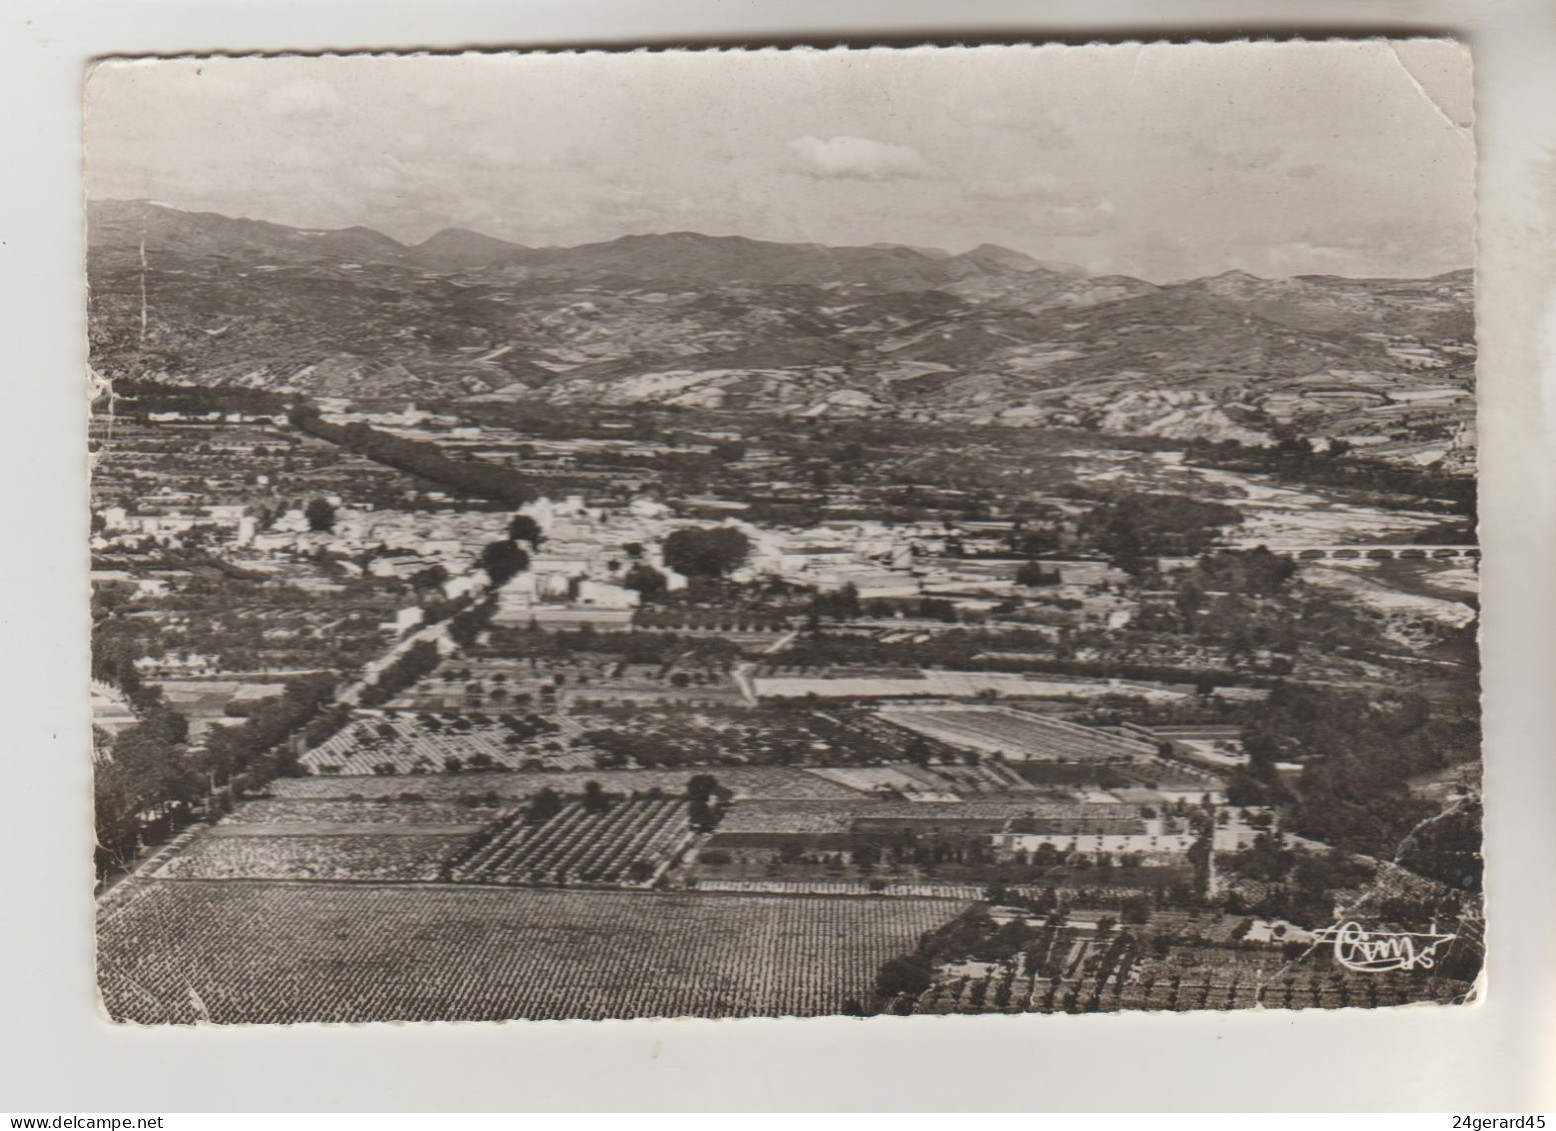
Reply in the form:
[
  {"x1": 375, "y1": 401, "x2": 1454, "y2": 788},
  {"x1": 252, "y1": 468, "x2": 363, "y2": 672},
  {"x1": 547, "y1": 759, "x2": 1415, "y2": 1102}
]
[{"x1": 990, "y1": 815, "x2": 1197, "y2": 863}]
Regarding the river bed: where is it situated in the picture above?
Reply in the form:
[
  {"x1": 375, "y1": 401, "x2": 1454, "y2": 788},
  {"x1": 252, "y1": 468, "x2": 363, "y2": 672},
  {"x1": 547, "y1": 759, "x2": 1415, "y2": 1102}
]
[{"x1": 1146, "y1": 452, "x2": 1452, "y2": 548}]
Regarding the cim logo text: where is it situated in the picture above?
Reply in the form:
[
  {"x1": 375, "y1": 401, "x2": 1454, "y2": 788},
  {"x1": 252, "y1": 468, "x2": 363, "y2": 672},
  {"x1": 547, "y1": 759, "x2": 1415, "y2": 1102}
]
[{"x1": 1312, "y1": 921, "x2": 1457, "y2": 973}]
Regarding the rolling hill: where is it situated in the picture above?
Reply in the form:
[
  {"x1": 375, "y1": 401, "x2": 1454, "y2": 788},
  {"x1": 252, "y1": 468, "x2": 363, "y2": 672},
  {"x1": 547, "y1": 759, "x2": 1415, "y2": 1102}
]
[{"x1": 86, "y1": 200, "x2": 1476, "y2": 464}]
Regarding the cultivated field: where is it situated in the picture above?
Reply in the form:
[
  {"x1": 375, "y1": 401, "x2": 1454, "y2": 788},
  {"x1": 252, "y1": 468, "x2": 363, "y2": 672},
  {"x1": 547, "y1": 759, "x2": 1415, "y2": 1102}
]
[
  {"x1": 803, "y1": 764, "x2": 952, "y2": 795},
  {"x1": 879, "y1": 705, "x2": 1154, "y2": 762},
  {"x1": 268, "y1": 766, "x2": 862, "y2": 802},
  {"x1": 298, "y1": 706, "x2": 908, "y2": 776},
  {"x1": 97, "y1": 883, "x2": 966, "y2": 1023},
  {"x1": 454, "y1": 799, "x2": 693, "y2": 886},
  {"x1": 712, "y1": 798, "x2": 1130, "y2": 838},
  {"x1": 802, "y1": 759, "x2": 1030, "y2": 797},
  {"x1": 152, "y1": 831, "x2": 474, "y2": 882},
  {"x1": 222, "y1": 798, "x2": 502, "y2": 826},
  {"x1": 389, "y1": 657, "x2": 746, "y2": 712},
  {"x1": 301, "y1": 711, "x2": 592, "y2": 775}
]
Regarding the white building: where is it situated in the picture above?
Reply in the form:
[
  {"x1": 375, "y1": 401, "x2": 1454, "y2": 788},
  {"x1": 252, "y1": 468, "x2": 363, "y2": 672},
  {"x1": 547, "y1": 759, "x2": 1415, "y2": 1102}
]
[{"x1": 992, "y1": 817, "x2": 1197, "y2": 862}]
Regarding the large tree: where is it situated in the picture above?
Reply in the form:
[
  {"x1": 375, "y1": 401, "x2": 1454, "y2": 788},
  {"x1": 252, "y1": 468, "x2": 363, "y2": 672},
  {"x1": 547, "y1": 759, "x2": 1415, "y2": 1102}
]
[
  {"x1": 662, "y1": 527, "x2": 750, "y2": 579},
  {"x1": 525, "y1": 787, "x2": 563, "y2": 826},
  {"x1": 581, "y1": 780, "x2": 611, "y2": 815},
  {"x1": 304, "y1": 497, "x2": 337, "y2": 532},
  {"x1": 622, "y1": 562, "x2": 668, "y2": 599},
  {"x1": 480, "y1": 540, "x2": 530, "y2": 586},
  {"x1": 507, "y1": 514, "x2": 544, "y2": 547},
  {"x1": 875, "y1": 955, "x2": 934, "y2": 999}
]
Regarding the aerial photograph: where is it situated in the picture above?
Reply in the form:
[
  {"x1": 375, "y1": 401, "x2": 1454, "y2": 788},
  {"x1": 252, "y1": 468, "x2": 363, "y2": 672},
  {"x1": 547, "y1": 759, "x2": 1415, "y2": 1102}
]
[{"x1": 85, "y1": 42, "x2": 1482, "y2": 1023}]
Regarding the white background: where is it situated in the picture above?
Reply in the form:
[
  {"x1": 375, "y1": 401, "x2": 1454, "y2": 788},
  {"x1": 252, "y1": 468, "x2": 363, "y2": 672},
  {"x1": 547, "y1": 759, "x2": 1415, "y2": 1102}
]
[{"x1": 1, "y1": 0, "x2": 1553, "y2": 1113}]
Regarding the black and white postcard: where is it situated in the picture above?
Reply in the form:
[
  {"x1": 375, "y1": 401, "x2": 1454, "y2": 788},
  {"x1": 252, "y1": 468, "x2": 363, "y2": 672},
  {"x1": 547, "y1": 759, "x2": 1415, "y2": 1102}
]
[{"x1": 85, "y1": 42, "x2": 1483, "y2": 1024}]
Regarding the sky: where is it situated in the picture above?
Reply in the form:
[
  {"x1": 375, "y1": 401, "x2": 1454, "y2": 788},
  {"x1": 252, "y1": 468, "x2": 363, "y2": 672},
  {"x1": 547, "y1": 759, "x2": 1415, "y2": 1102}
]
[{"x1": 85, "y1": 42, "x2": 1475, "y2": 282}]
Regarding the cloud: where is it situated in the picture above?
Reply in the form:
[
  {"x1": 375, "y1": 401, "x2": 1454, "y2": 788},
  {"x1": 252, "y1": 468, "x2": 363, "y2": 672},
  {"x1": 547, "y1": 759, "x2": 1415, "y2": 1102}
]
[
  {"x1": 960, "y1": 173, "x2": 1117, "y2": 237},
  {"x1": 786, "y1": 135, "x2": 942, "y2": 181},
  {"x1": 1034, "y1": 199, "x2": 1117, "y2": 237}
]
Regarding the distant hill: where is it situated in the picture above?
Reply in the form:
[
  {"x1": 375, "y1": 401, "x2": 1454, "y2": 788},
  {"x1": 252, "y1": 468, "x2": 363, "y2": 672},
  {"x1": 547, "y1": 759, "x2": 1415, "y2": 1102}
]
[
  {"x1": 90, "y1": 199, "x2": 410, "y2": 265},
  {"x1": 496, "y1": 232, "x2": 1001, "y2": 291},
  {"x1": 868, "y1": 242, "x2": 954, "y2": 260},
  {"x1": 86, "y1": 201, "x2": 1475, "y2": 466},
  {"x1": 410, "y1": 228, "x2": 530, "y2": 270},
  {"x1": 963, "y1": 242, "x2": 1085, "y2": 278}
]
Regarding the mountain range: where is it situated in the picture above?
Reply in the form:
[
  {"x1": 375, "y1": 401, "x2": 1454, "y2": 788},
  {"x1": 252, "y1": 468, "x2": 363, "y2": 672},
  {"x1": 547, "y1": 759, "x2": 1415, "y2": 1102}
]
[{"x1": 87, "y1": 200, "x2": 1476, "y2": 461}]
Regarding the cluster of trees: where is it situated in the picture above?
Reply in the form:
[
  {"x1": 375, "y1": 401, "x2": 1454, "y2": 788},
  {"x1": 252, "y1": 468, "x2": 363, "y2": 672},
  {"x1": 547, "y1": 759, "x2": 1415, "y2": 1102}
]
[
  {"x1": 456, "y1": 401, "x2": 666, "y2": 443},
  {"x1": 104, "y1": 377, "x2": 287, "y2": 417},
  {"x1": 94, "y1": 673, "x2": 343, "y2": 879},
  {"x1": 359, "y1": 640, "x2": 442, "y2": 708},
  {"x1": 289, "y1": 403, "x2": 531, "y2": 506},
  {"x1": 856, "y1": 873, "x2": 1212, "y2": 1010},
  {"x1": 805, "y1": 586, "x2": 962, "y2": 624},
  {"x1": 481, "y1": 626, "x2": 741, "y2": 668},
  {"x1": 1145, "y1": 591, "x2": 1299, "y2": 662},
  {"x1": 582, "y1": 727, "x2": 701, "y2": 770},
  {"x1": 1218, "y1": 831, "x2": 1298, "y2": 882},
  {"x1": 808, "y1": 583, "x2": 862, "y2": 621},
  {"x1": 91, "y1": 620, "x2": 161, "y2": 713},
  {"x1": 661, "y1": 527, "x2": 750, "y2": 579},
  {"x1": 1239, "y1": 683, "x2": 1481, "y2": 882},
  {"x1": 1119, "y1": 548, "x2": 1380, "y2": 667},
  {"x1": 775, "y1": 628, "x2": 1281, "y2": 690},
  {"x1": 1396, "y1": 797, "x2": 1483, "y2": 894},
  {"x1": 479, "y1": 540, "x2": 530, "y2": 587},
  {"x1": 621, "y1": 562, "x2": 668, "y2": 599},
  {"x1": 1191, "y1": 547, "x2": 1298, "y2": 597},
  {"x1": 93, "y1": 709, "x2": 197, "y2": 877},
  {"x1": 1219, "y1": 838, "x2": 1379, "y2": 926},
  {"x1": 446, "y1": 594, "x2": 500, "y2": 649},
  {"x1": 1082, "y1": 492, "x2": 1244, "y2": 574},
  {"x1": 874, "y1": 953, "x2": 937, "y2": 1004},
  {"x1": 201, "y1": 673, "x2": 341, "y2": 789},
  {"x1": 756, "y1": 828, "x2": 1194, "y2": 889},
  {"x1": 1223, "y1": 770, "x2": 1283, "y2": 808},
  {"x1": 870, "y1": 902, "x2": 1143, "y2": 1013}
]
